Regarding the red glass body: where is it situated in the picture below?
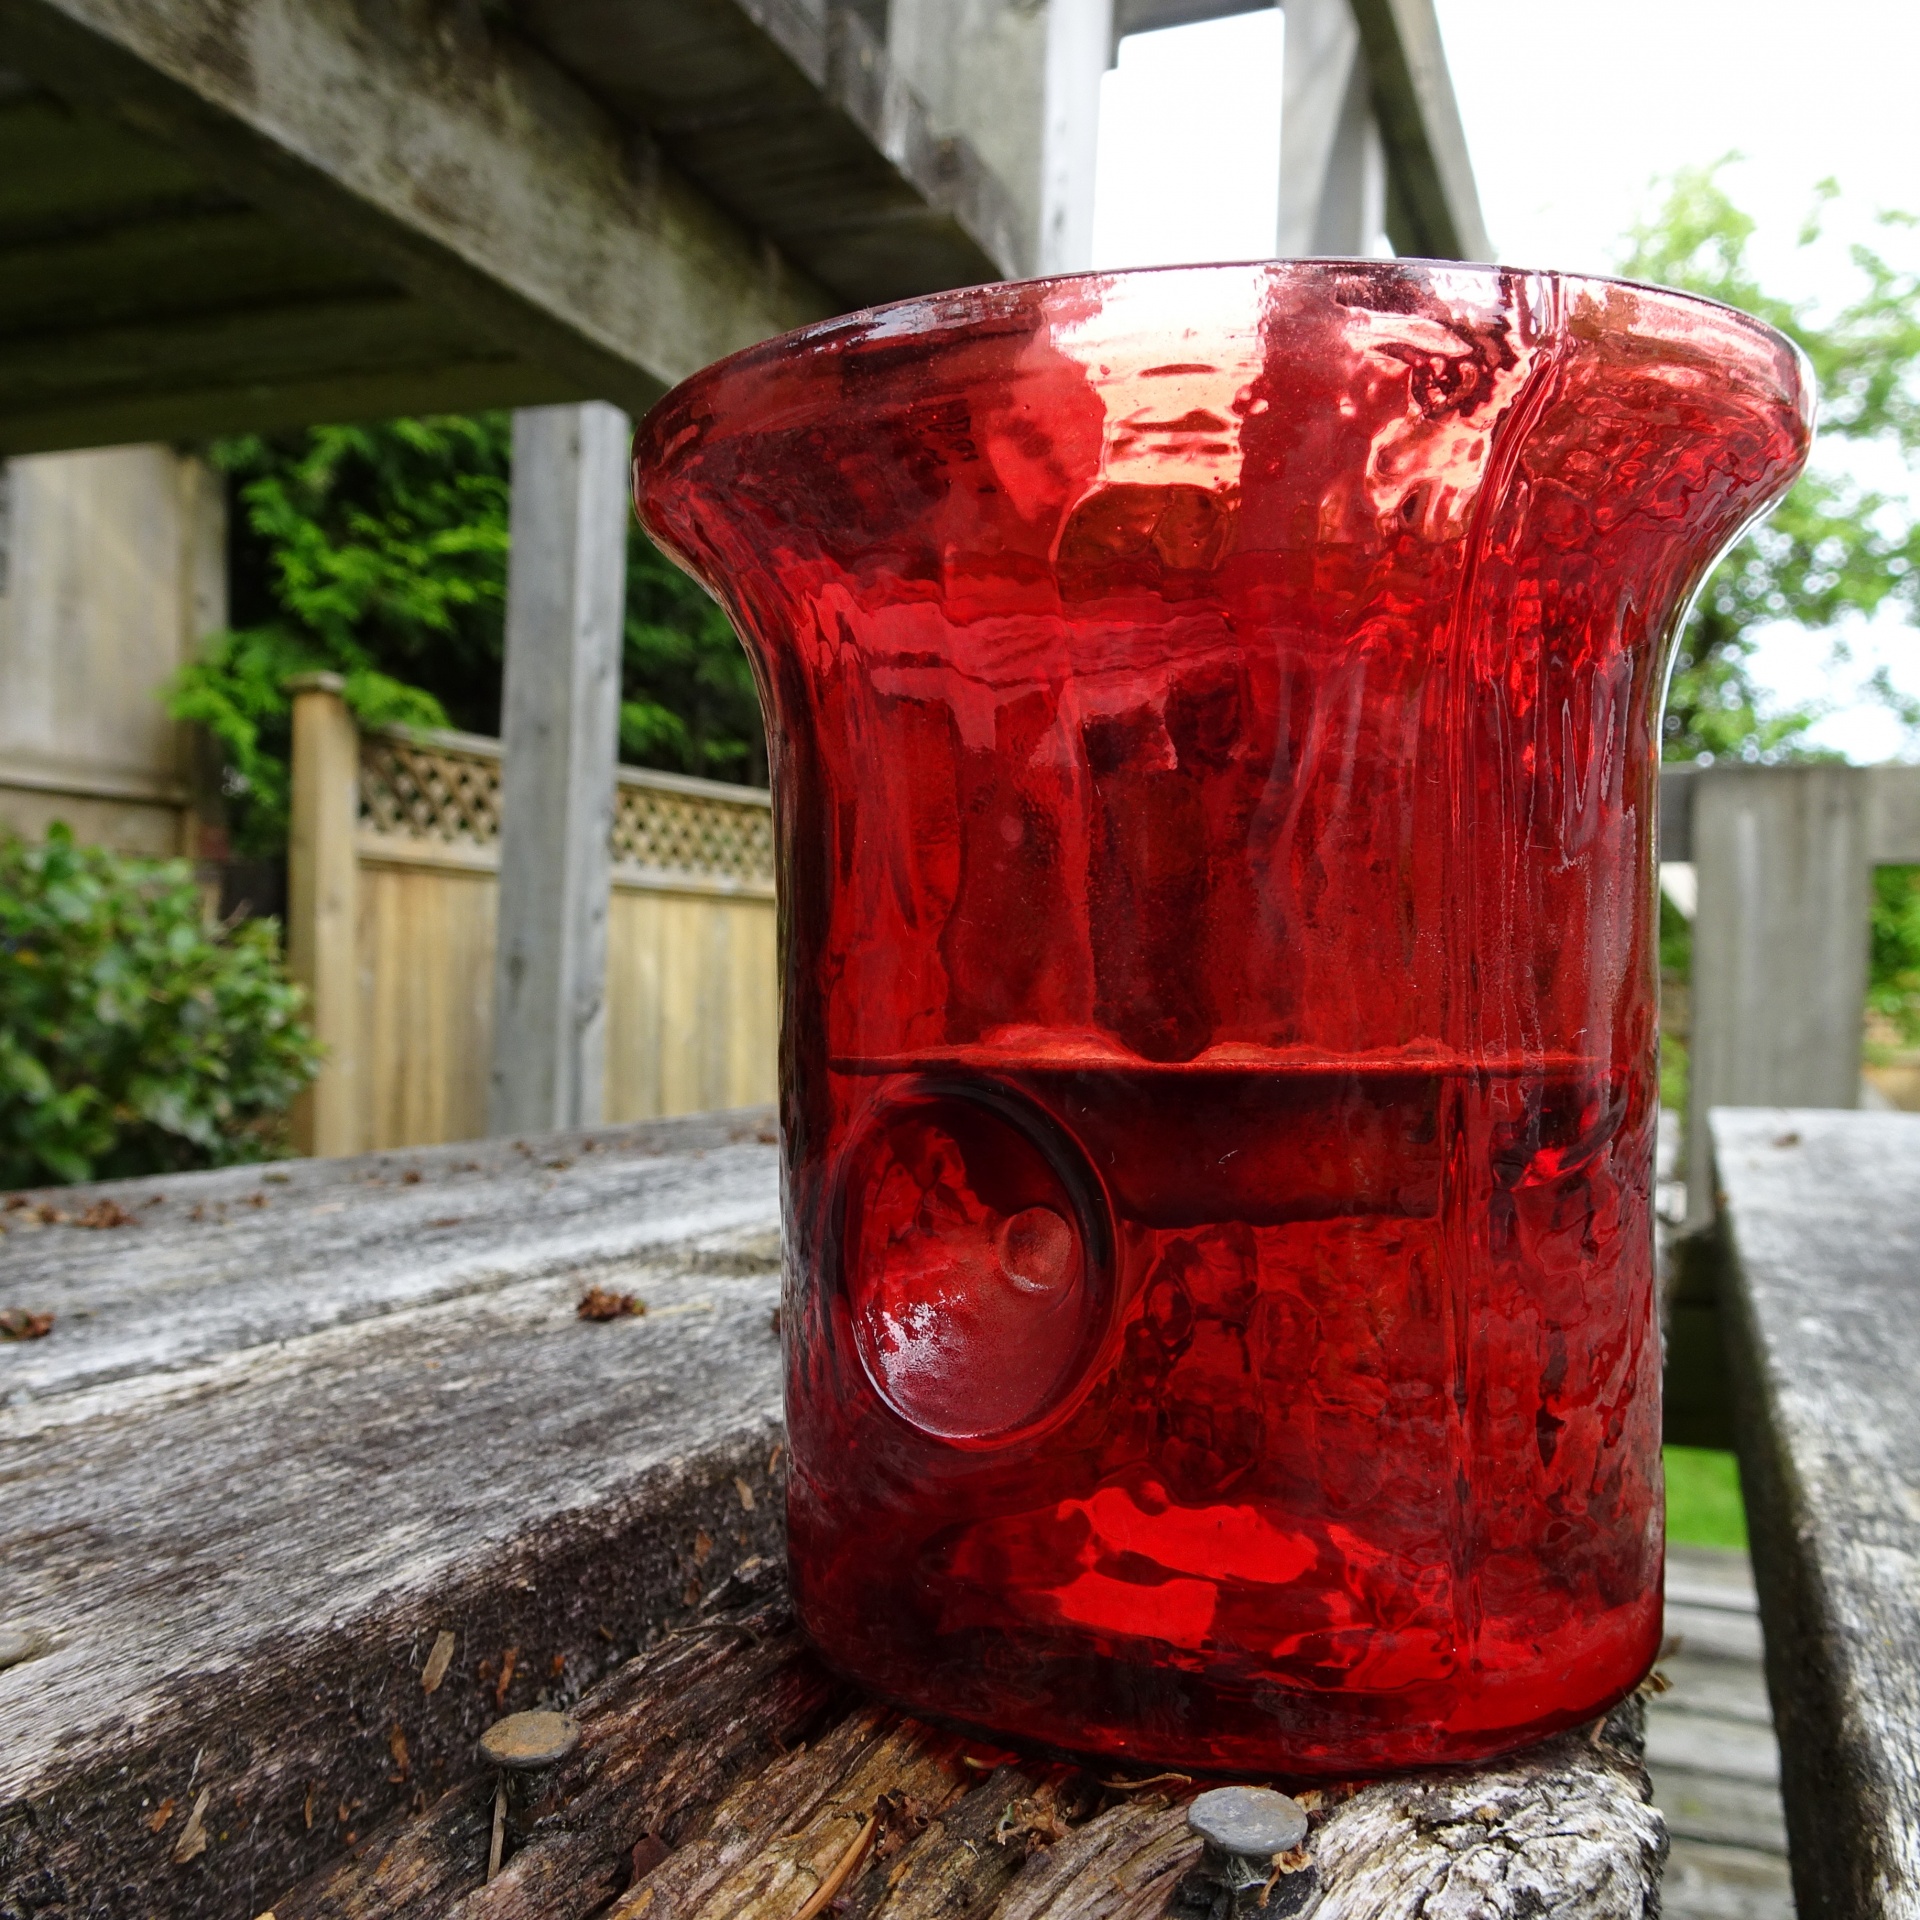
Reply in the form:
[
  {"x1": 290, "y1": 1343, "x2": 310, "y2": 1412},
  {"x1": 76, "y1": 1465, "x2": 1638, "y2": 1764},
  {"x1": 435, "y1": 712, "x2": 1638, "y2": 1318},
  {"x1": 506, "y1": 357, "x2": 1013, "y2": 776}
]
[{"x1": 634, "y1": 263, "x2": 1810, "y2": 1773}]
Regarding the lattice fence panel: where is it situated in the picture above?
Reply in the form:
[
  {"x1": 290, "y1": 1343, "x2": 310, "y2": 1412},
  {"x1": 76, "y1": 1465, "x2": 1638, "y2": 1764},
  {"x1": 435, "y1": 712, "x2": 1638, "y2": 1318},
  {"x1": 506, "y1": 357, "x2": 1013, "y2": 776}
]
[
  {"x1": 360, "y1": 734, "x2": 503, "y2": 846},
  {"x1": 612, "y1": 779, "x2": 774, "y2": 886},
  {"x1": 360, "y1": 729, "x2": 773, "y2": 887}
]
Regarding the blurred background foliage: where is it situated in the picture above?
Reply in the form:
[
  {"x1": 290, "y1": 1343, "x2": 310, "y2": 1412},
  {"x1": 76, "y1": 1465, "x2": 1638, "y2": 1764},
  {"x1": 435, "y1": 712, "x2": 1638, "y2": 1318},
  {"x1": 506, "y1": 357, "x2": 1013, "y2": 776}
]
[
  {"x1": 170, "y1": 413, "x2": 763, "y2": 858},
  {"x1": 0, "y1": 828, "x2": 319, "y2": 1187},
  {"x1": 1621, "y1": 164, "x2": 1920, "y2": 765}
]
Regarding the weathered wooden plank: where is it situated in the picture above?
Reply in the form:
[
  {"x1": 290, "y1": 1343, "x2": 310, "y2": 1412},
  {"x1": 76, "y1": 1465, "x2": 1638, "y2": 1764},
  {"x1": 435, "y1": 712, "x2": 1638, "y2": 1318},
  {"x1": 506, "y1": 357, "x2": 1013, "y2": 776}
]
[
  {"x1": 1663, "y1": 1838, "x2": 1796, "y2": 1920},
  {"x1": 1665, "y1": 1549, "x2": 1760, "y2": 1616},
  {"x1": 1714, "y1": 1107, "x2": 1920, "y2": 1919},
  {"x1": 1645, "y1": 1716, "x2": 1781, "y2": 1788},
  {"x1": 518, "y1": 0, "x2": 1030, "y2": 295},
  {"x1": 0, "y1": 202, "x2": 384, "y2": 332},
  {"x1": 0, "y1": 1113, "x2": 784, "y2": 1920},
  {"x1": 0, "y1": 283, "x2": 509, "y2": 399},
  {"x1": 1654, "y1": 1657, "x2": 1777, "y2": 1732},
  {"x1": 1665, "y1": 1601, "x2": 1767, "y2": 1667},
  {"x1": 0, "y1": 354, "x2": 571, "y2": 459},
  {"x1": 1687, "y1": 770, "x2": 1872, "y2": 1229},
  {"x1": 1, "y1": 1111, "x2": 779, "y2": 1404},
  {"x1": 0, "y1": 80, "x2": 205, "y2": 226},
  {"x1": 264, "y1": 1564, "x2": 1666, "y2": 1920},
  {"x1": 1648, "y1": 1769, "x2": 1791, "y2": 1856}
]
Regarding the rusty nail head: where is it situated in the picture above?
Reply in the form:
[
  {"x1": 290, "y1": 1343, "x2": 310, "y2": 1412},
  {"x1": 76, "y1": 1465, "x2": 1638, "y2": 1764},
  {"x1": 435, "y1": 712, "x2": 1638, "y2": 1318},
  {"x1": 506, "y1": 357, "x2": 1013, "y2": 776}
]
[
  {"x1": 480, "y1": 1710, "x2": 580, "y2": 1771},
  {"x1": 1189, "y1": 1784, "x2": 1308, "y2": 1860},
  {"x1": 1182, "y1": 1781, "x2": 1305, "y2": 1904}
]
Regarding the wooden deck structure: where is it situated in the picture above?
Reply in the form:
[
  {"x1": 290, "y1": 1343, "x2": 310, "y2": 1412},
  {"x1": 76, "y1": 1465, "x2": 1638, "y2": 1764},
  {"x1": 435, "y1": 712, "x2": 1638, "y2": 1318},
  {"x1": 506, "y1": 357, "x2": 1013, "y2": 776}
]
[
  {"x1": 6, "y1": 1123, "x2": 1676, "y2": 1920},
  {"x1": 1650, "y1": 1547, "x2": 1794, "y2": 1920},
  {"x1": 1713, "y1": 1109, "x2": 1920, "y2": 1919}
]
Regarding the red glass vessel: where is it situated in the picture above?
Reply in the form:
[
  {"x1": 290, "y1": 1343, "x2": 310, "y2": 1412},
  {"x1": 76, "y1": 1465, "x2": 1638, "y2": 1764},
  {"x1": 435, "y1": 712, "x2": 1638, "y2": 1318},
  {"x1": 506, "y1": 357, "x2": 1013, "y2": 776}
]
[{"x1": 634, "y1": 262, "x2": 1810, "y2": 1773}]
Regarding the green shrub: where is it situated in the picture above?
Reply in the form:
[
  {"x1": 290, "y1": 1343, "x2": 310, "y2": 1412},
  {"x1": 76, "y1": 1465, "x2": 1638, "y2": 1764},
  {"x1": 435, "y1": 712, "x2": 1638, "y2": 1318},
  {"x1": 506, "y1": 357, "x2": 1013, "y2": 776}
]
[
  {"x1": 1868, "y1": 864, "x2": 1920, "y2": 1047},
  {"x1": 173, "y1": 414, "x2": 766, "y2": 857},
  {"x1": 0, "y1": 827, "x2": 321, "y2": 1187}
]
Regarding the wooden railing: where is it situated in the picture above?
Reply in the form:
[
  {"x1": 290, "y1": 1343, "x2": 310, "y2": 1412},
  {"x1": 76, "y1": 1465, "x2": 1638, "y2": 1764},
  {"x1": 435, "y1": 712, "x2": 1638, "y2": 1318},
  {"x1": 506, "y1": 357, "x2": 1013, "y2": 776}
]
[{"x1": 287, "y1": 681, "x2": 775, "y2": 1155}]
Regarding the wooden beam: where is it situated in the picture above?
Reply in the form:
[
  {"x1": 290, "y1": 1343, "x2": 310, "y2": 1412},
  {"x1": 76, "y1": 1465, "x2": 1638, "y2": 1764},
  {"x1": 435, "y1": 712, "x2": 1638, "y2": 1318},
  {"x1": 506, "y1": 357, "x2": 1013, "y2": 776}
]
[
  {"x1": 0, "y1": 201, "x2": 386, "y2": 336},
  {"x1": 0, "y1": 356, "x2": 575, "y2": 457},
  {"x1": 1686, "y1": 765, "x2": 1871, "y2": 1228},
  {"x1": 1345, "y1": 0, "x2": 1491, "y2": 261},
  {"x1": 1278, "y1": 0, "x2": 1385, "y2": 255},
  {"x1": 1712, "y1": 1108, "x2": 1920, "y2": 1920},
  {"x1": 0, "y1": 0, "x2": 838, "y2": 420},
  {"x1": 266, "y1": 1569, "x2": 1666, "y2": 1920},
  {"x1": 519, "y1": 0, "x2": 1029, "y2": 292},
  {"x1": 1036, "y1": 0, "x2": 1113, "y2": 273},
  {"x1": 489, "y1": 403, "x2": 629, "y2": 1135}
]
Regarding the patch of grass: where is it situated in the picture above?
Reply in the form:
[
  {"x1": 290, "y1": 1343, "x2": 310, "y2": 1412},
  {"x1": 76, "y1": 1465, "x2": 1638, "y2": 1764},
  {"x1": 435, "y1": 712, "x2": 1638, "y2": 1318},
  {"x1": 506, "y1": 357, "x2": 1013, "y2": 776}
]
[{"x1": 1664, "y1": 1445, "x2": 1748, "y2": 1550}]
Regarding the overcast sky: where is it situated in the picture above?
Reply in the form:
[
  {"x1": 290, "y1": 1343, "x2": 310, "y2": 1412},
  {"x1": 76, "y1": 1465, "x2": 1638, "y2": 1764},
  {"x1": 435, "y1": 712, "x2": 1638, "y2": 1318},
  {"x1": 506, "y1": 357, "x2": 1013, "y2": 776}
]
[{"x1": 1090, "y1": 0, "x2": 1920, "y2": 760}]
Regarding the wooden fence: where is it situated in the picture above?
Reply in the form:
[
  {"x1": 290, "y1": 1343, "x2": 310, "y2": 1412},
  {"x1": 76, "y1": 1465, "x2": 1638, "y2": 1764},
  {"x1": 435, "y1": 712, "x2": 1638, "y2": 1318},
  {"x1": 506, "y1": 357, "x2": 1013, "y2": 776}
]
[{"x1": 286, "y1": 681, "x2": 776, "y2": 1155}]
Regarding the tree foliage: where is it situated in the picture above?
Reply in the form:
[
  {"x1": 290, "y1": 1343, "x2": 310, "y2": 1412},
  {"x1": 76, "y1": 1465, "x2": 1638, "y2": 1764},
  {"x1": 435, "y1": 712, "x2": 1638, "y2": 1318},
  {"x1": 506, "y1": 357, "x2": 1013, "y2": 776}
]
[
  {"x1": 0, "y1": 828, "x2": 320, "y2": 1186},
  {"x1": 171, "y1": 413, "x2": 764, "y2": 855},
  {"x1": 1620, "y1": 166, "x2": 1920, "y2": 762}
]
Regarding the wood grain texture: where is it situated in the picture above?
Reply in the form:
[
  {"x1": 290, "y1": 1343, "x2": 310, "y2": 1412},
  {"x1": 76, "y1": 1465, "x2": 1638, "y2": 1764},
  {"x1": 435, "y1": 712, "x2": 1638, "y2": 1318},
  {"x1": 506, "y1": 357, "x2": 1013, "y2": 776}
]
[
  {"x1": 0, "y1": 1112, "x2": 783, "y2": 1920},
  {"x1": 264, "y1": 1566, "x2": 1666, "y2": 1920},
  {"x1": 4, "y1": 1110, "x2": 1673, "y2": 1920},
  {"x1": 1713, "y1": 1108, "x2": 1920, "y2": 1918}
]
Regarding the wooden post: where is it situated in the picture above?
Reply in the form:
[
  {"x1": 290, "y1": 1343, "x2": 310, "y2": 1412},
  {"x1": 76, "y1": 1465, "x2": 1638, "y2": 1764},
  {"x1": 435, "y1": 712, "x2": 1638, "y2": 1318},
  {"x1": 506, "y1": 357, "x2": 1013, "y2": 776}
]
[
  {"x1": 286, "y1": 672, "x2": 360, "y2": 1157},
  {"x1": 1278, "y1": 0, "x2": 1386, "y2": 256},
  {"x1": 1037, "y1": 0, "x2": 1113, "y2": 273},
  {"x1": 1685, "y1": 763, "x2": 1871, "y2": 1226},
  {"x1": 488, "y1": 403, "x2": 630, "y2": 1136}
]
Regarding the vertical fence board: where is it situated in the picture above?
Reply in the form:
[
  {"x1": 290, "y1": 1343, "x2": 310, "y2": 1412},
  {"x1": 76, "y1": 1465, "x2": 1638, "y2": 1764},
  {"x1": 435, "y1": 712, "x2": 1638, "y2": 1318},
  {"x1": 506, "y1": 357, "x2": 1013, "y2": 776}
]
[
  {"x1": 358, "y1": 862, "x2": 497, "y2": 1148},
  {"x1": 605, "y1": 885, "x2": 667, "y2": 1122},
  {"x1": 287, "y1": 676, "x2": 362, "y2": 1156}
]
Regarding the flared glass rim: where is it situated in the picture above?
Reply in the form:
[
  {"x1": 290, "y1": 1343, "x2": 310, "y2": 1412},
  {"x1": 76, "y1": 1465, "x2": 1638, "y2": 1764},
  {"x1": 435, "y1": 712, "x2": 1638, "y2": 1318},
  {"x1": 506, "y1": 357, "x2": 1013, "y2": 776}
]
[{"x1": 640, "y1": 257, "x2": 1813, "y2": 447}]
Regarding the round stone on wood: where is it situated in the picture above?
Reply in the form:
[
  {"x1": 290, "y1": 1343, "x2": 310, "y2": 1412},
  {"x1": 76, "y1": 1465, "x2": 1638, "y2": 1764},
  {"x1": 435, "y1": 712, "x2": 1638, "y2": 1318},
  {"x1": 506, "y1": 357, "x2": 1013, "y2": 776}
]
[
  {"x1": 479, "y1": 1709, "x2": 580, "y2": 1770},
  {"x1": 1188, "y1": 1785, "x2": 1309, "y2": 1858}
]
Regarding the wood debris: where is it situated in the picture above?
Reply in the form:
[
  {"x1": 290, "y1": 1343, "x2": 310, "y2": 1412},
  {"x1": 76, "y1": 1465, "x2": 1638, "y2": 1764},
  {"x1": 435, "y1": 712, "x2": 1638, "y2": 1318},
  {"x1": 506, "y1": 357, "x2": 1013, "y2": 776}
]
[
  {"x1": 0, "y1": 1307, "x2": 54, "y2": 1340},
  {"x1": 420, "y1": 1630, "x2": 455, "y2": 1694},
  {"x1": 792, "y1": 1811, "x2": 875, "y2": 1920},
  {"x1": 74, "y1": 1199, "x2": 137, "y2": 1229},
  {"x1": 577, "y1": 1286, "x2": 646, "y2": 1321},
  {"x1": 172, "y1": 1788, "x2": 212, "y2": 1865}
]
